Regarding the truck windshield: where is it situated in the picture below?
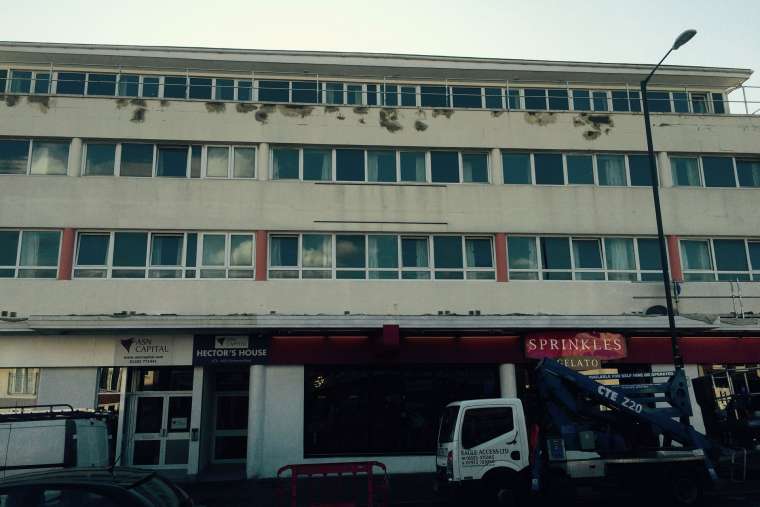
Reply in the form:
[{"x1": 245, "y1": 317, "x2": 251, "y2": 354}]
[{"x1": 438, "y1": 405, "x2": 460, "y2": 443}]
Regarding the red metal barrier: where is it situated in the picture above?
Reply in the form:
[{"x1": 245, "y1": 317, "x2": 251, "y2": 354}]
[{"x1": 276, "y1": 461, "x2": 389, "y2": 507}]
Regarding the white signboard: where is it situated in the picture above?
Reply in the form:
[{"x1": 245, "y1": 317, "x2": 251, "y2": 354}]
[{"x1": 114, "y1": 336, "x2": 178, "y2": 366}]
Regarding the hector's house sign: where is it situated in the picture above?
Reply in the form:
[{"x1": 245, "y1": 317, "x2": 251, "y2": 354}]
[{"x1": 193, "y1": 335, "x2": 270, "y2": 365}]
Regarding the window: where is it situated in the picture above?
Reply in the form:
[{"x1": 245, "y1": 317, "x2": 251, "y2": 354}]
[
  {"x1": 0, "y1": 230, "x2": 61, "y2": 278},
  {"x1": 400, "y1": 86, "x2": 416, "y2": 107},
  {"x1": 524, "y1": 88, "x2": 547, "y2": 110},
  {"x1": 346, "y1": 84, "x2": 363, "y2": 105},
  {"x1": 452, "y1": 87, "x2": 482, "y2": 108},
  {"x1": 681, "y1": 238, "x2": 757, "y2": 282},
  {"x1": 597, "y1": 154, "x2": 627, "y2": 186},
  {"x1": 433, "y1": 236, "x2": 494, "y2": 280},
  {"x1": 7, "y1": 368, "x2": 38, "y2": 395},
  {"x1": 462, "y1": 153, "x2": 489, "y2": 183},
  {"x1": 304, "y1": 149, "x2": 332, "y2": 181},
  {"x1": 628, "y1": 154, "x2": 653, "y2": 186},
  {"x1": 258, "y1": 80, "x2": 289, "y2": 102},
  {"x1": 112, "y1": 232, "x2": 148, "y2": 278},
  {"x1": 292, "y1": 81, "x2": 320, "y2": 104},
  {"x1": 506, "y1": 89, "x2": 520, "y2": 109},
  {"x1": 484, "y1": 88, "x2": 502, "y2": 109},
  {"x1": 9, "y1": 70, "x2": 32, "y2": 94},
  {"x1": 206, "y1": 146, "x2": 230, "y2": 178},
  {"x1": 671, "y1": 157, "x2": 700, "y2": 186},
  {"x1": 566, "y1": 154, "x2": 594, "y2": 184},
  {"x1": 681, "y1": 240, "x2": 715, "y2": 281},
  {"x1": 712, "y1": 93, "x2": 726, "y2": 114},
  {"x1": 671, "y1": 155, "x2": 742, "y2": 188},
  {"x1": 200, "y1": 233, "x2": 254, "y2": 278},
  {"x1": 502, "y1": 152, "x2": 531, "y2": 184},
  {"x1": 74, "y1": 233, "x2": 110, "y2": 278},
  {"x1": 335, "y1": 234, "x2": 366, "y2": 279},
  {"x1": 28, "y1": 140, "x2": 69, "y2": 175},
  {"x1": 401, "y1": 237, "x2": 430, "y2": 279},
  {"x1": 325, "y1": 82, "x2": 344, "y2": 105},
  {"x1": 304, "y1": 366, "x2": 499, "y2": 456},
  {"x1": 0, "y1": 69, "x2": 7, "y2": 93},
  {"x1": 238, "y1": 80, "x2": 253, "y2": 101},
  {"x1": 508, "y1": 235, "x2": 662, "y2": 282},
  {"x1": 84, "y1": 143, "x2": 116, "y2": 176},
  {"x1": 592, "y1": 91, "x2": 609, "y2": 112},
  {"x1": 691, "y1": 92, "x2": 708, "y2": 114},
  {"x1": 572, "y1": 89, "x2": 591, "y2": 111},
  {"x1": 336, "y1": 149, "x2": 365, "y2": 181},
  {"x1": 269, "y1": 234, "x2": 332, "y2": 279},
  {"x1": 0, "y1": 139, "x2": 30, "y2": 174},
  {"x1": 381, "y1": 84, "x2": 398, "y2": 107},
  {"x1": 268, "y1": 235, "x2": 297, "y2": 279},
  {"x1": 163, "y1": 76, "x2": 188, "y2": 99},
  {"x1": 672, "y1": 91, "x2": 690, "y2": 113},
  {"x1": 420, "y1": 86, "x2": 448, "y2": 107},
  {"x1": 189, "y1": 77, "x2": 212, "y2": 100},
  {"x1": 533, "y1": 153, "x2": 564, "y2": 185},
  {"x1": 431, "y1": 151, "x2": 460, "y2": 183},
  {"x1": 120, "y1": 143, "x2": 154, "y2": 177},
  {"x1": 400, "y1": 151, "x2": 426, "y2": 182},
  {"x1": 142, "y1": 76, "x2": 160, "y2": 98},
  {"x1": 462, "y1": 407, "x2": 514, "y2": 449},
  {"x1": 647, "y1": 91, "x2": 671, "y2": 113},
  {"x1": 366, "y1": 84, "x2": 378, "y2": 106},
  {"x1": 149, "y1": 234, "x2": 184, "y2": 278},
  {"x1": 548, "y1": 89, "x2": 569, "y2": 110},
  {"x1": 368, "y1": 235, "x2": 399, "y2": 279},
  {"x1": 702, "y1": 156, "x2": 736, "y2": 187},
  {"x1": 737, "y1": 160, "x2": 760, "y2": 188},
  {"x1": 156, "y1": 145, "x2": 188, "y2": 177},
  {"x1": 272, "y1": 147, "x2": 299, "y2": 179},
  {"x1": 87, "y1": 73, "x2": 117, "y2": 96},
  {"x1": 233, "y1": 147, "x2": 256, "y2": 178},
  {"x1": 56, "y1": 72, "x2": 85, "y2": 95},
  {"x1": 367, "y1": 150, "x2": 396, "y2": 182},
  {"x1": 117, "y1": 75, "x2": 139, "y2": 97}
]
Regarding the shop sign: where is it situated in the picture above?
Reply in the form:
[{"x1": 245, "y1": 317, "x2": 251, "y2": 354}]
[
  {"x1": 114, "y1": 336, "x2": 174, "y2": 366},
  {"x1": 557, "y1": 356, "x2": 602, "y2": 371},
  {"x1": 193, "y1": 335, "x2": 270, "y2": 365},
  {"x1": 525, "y1": 331, "x2": 627, "y2": 361}
]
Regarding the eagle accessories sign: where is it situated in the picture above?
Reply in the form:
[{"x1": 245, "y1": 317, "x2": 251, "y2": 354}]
[
  {"x1": 524, "y1": 331, "x2": 627, "y2": 370},
  {"x1": 193, "y1": 335, "x2": 270, "y2": 365}
]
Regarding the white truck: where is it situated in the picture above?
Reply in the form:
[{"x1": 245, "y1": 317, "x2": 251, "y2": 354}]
[
  {"x1": 436, "y1": 359, "x2": 742, "y2": 506},
  {"x1": 0, "y1": 405, "x2": 110, "y2": 480}
]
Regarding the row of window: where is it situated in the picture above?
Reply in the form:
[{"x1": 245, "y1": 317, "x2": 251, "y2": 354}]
[
  {"x1": 4, "y1": 139, "x2": 759, "y2": 188},
  {"x1": 3, "y1": 230, "x2": 759, "y2": 282},
  {"x1": 0, "y1": 69, "x2": 727, "y2": 114}
]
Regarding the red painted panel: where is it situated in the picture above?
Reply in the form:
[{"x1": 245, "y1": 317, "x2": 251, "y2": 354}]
[
  {"x1": 57, "y1": 228, "x2": 75, "y2": 281},
  {"x1": 495, "y1": 233, "x2": 508, "y2": 282},
  {"x1": 255, "y1": 231, "x2": 268, "y2": 281}
]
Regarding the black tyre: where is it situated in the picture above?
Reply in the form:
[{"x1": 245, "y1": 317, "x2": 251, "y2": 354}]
[{"x1": 670, "y1": 471, "x2": 703, "y2": 506}]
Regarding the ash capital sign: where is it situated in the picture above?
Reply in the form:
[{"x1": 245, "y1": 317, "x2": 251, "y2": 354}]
[
  {"x1": 524, "y1": 331, "x2": 627, "y2": 361},
  {"x1": 193, "y1": 335, "x2": 270, "y2": 365}
]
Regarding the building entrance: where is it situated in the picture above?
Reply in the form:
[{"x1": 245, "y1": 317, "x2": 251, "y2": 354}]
[{"x1": 210, "y1": 367, "x2": 249, "y2": 464}]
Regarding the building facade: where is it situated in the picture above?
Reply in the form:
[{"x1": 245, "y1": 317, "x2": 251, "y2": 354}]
[{"x1": 0, "y1": 42, "x2": 759, "y2": 479}]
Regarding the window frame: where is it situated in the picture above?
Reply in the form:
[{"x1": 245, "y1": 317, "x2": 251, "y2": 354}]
[
  {"x1": 198, "y1": 232, "x2": 256, "y2": 279},
  {"x1": 680, "y1": 237, "x2": 757, "y2": 282},
  {"x1": 0, "y1": 138, "x2": 70, "y2": 176},
  {"x1": 670, "y1": 155, "x2": 740, "y2": 188},
  {"x1": 0, "y1": 229, "x2": 61, "y2": 279}
]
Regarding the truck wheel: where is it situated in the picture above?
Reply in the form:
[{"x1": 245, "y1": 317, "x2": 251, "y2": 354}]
[
  {"x1": 483, "y1": 472, "x2": 522, "y2": 507},
  {"x1": 670, "y1": 472, "x2": 702, "y2": 506}
]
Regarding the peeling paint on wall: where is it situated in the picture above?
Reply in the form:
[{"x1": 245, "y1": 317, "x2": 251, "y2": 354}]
[
  {"x1": 115, "y1": 98, "x2": 129, "y2": 109},
  {"x1": 353, "y1": 107, "x2": 369, "y2": 115},
  {"x1": 573, "y1": 113, "x2": 614, "y2": 140},
  {"x1": 205, "y1": 102, "x2": 226, "y2": 113},
  {"x1": 236, "y1": 103, "x2": 257, "y2": 113},
  {"x1": 27, "y1": 95, "x2": 49, "y2": 112},
  {"x1": 160, "y1": 100, "x2": 170, "y2": 107},
  {"x1": 324, "y1": 106, "x2": 339, "y2": 113},
  {"x1": 524, "y1": 111, "x2": 557, "y2": 126},
  {"x1": 255, "y1": 111, "x2": 268, "y2": 123},
  {"x1": 491, "y1": 110, "x2": 504, "y2": 117},
  {"x1": 4, "y1": 95, "x2": 19, "y2": 107},
  {"x1": 414, "y1": 120, "x2": 428, "y2": 131},
  {"x1": 130, "y1": 108, "x2": 146, "y2": 123},
  {"x1": 129, "y1": 99, "x2": 146, "y2": 107},
  {"x1": 279, "y1": 105, "x2": 313, "y2": 118},
  {"x1": 337, "y1": 113, "x2": 346, "y2": 120},
  {"x1": 379, "y1": 109, "x2": 402, "y2": 133},
  {"x1": 432, "y1": 109, "x2": 453, "y2": 119}
]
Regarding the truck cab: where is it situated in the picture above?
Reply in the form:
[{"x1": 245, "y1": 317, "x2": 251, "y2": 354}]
[{"x1": 436, "y1": 398, "x2": 530, "y2": 501}]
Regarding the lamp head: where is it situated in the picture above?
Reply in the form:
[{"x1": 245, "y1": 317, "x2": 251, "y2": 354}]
[{"x1": 672, "y1": 29, "x2": 697, "y2": 50}]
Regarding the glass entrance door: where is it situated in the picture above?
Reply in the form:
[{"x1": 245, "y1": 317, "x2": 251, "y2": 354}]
[
  {"x1": 212, "y1": 393, "x2": 248, "y2": 463},
  {"x1": 130, "y1": 394, "x2": 192, "y2": 468}
]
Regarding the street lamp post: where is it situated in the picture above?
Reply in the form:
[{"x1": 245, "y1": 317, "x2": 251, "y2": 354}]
[{"x1": 640, "y1": 29, "x2": 697, "y2": 372}]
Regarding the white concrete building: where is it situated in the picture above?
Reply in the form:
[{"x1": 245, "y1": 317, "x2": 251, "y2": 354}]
[{"x1": 0, "y1": 42, "x2": 759, "y2": 479}]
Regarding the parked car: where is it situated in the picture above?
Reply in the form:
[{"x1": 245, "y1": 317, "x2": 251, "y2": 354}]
[{"x1": 0, "y1": 467, "x2": 193, "y2": 506}]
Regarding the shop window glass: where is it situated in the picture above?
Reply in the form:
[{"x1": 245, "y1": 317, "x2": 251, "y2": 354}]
[
  {"x1": 737, "y1": 160, "x2": 760, "y2": 188},
  {"x1": 367, "y1": 150, "x2": 396, "y2": 182},
  {"x1": 112, "y1": 232, "x2": 148, "y2": 278},
  {"x1": 430, "y1": 151, "x2": 460, "y2": 183},
  {"x1": 420, "y1": 85, "x2": 448, "y2": 107},
  {"x1": 18, "y1": 231, "x2": 60, "y2": 278},
  {"x1": 336, "y1": 149, "x2": 365, "y2": 182},
  {"x1": 566, "y1": 154, "x2": 593, "y2": 184},
  {"x1": 206, "y1": 147, "x2": 229, "y2": 178},
  {"x1": 30, "y1": 140, "x2": 69, "y2": 175},
  {"x1": 433, "y1": 236, "x2": 463, "y2": 279},
  {"x1": 533, "y1": 153, "x2": 564, "y2": 185},
  {"x1": 136, "y1": 367, "x2": 194, "y2": 391},
  {"x1": 401, "y1": 237, "x2": 430, "y2": 279},
  {"x1": 0, "y1": 139, "x2": 30, "y2": 174},
  {"x1": 628, "y1": 154, "x2": 652, "y2": 186},
  {"x1": 462, "y1": 153, "x2": 488, "y2": 183},
  {"x1": 452, "y1": 86, "x2": 481, "y2": 108},
  {"x1": 368, "y1": 235, "x2": 398, "y2": 279},
  {"x1": 671, "y1": 157, "x2": 700, "y2": 186},
  {"x1": 336, "y1": 234, "x2": 365, "y2": 279},
  {"x1": 597, "y1": 154, "x2": 626, "y2": 186},
  {"x1": 702, "y1": 156, "x2": 736, "y2": 187},
  {"x1": 540, "y1": 237, "x2": 571, "y2": 280},
  {"x1": 502, "y1": 152, "x2": 531, "y2": 184},
  {"x1": 56, "y1": 72, "x2": 85, "y2": 94},
  {"x1": 548, "y1": 89, "x2": 569, "y2": 110},
  {"x1": 87, "y1": 73, "x2": 117, "y2": 96},
  {"x1": 121, "y1": 143, "x2": 154, "y2": 177},
  {"x1": 400, "y1": 151, "x2": 426, "y2": 182},
  {"x1": 524, "y1": 88, "x2": 547, "y2": 110},
  {"x1": 572, "y1": 89, "x2": 591, "y2": 111},
  {"x1": 156, "y1": 145, "x2": 187, "y2": 177},
  {"x1": 233, "y1": 147, "x2": 255, "y2": 178},
  {"x1": 304, "y1": 149, "x2": 332, "y2": 181},
  {"x1": 163, "y1": 76, "x2": 187, "y2": 99},
  {"x1": 84, "y1": 143, "x2": 116, "y2": 176},
  {"x1": 292, "y1": 81, "x2": 319, "y2": 103}
]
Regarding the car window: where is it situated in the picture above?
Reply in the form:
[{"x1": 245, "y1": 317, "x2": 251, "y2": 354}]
[
  {"x1": 0, "y1": 487, "x2": 121, "y2": 507},
  {"x1": 461, "y1": 407, "x2": 514, "y2": 449}
]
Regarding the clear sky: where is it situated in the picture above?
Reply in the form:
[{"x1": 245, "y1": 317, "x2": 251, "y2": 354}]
[{"x1": 3, "y1": 0, "x2": 759, "y2": 106}]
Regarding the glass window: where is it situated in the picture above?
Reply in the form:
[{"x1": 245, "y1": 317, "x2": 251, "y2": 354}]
[
  {"x1": 524, "y1": 88, "x2": 547, "y2": 110},
  {"x1": 292, "y1": 81, "x2": 319, "y2": 103},
  {"x1": 462, "y1": 407, "x2": 514, "y2": 449},
  {"x1": 400, "y1": 151, "x2": 426, "y2": 182},
  {"x1": 18, "y1": 231, "x2": 60, "y2": 278},
  {"x1": 690, "y1": 93, "x2": 708, "y2": 114},
  {"x1": 33, "y1": 72, "x2": 50, "y2": 94},
  {"x1": 702, "y1": 156, "x2": 736, "y2": 187},
  {"x1": 711, "y1": 93, "x2": 725, "y2": 114},
  {"x1": 572, "y1": 89, "x2": 591, "y2": 111},
  {"x1": 647, "y1": 91, "x2": 671, "y2": 113},
  {"x1": 465, "y1": 238, "x2": 494, "y2": 279},
  {"x1": 336, "y1": 149, "x2": 365, "y2": 182},
  {"x1": 0, "y1": 139, "x2": 30, "y2": 174},
  {"x1": 533, "y1": 153, "x2": 564, "y2": 185},
  {"x1": 637, "y1": 238, "x2": 662, "y2": 274},
  {"x1": 233, "y1": 147, "x2": 255, "y2": 178},
  {"x1": 272, "y1": 147, "x2": 299, "y2": 180},
  {"x1": 156, "y1": 145, "x2": 188, "y2": 177},
  {"x1": 713, "y1": 239, "x2": 748, "y2": 272},
  {"x1": 163, "y1": 76, "x2": 187, "y2": 99},
  {"x1": 596, "y1": 154, "x2": 627, "y2": 186},
  {"x1": 502, "y1": 152, "x2": 531, "y2": 184},
  {"x1": 507, "y1": 236, "x2": 538, "y2": 277},
  {"x1": 628, "y1": 91, "x2": 642, "y2": 112},
  {"x1": 681, "y1": 240, "x2": 714, "y2": 281},
  {"x1": 87, "y1": 73, "x2": 117, "y2": 96},
  {"x1": 452, "y1": 87, "x2": 481, "y2": 108},
  {"x1": 381, "y1": 84, "x2": 398, "y2": 107},
  {"x1": 430, "y1": 151, "x2": 460, "y2": 183},
  {"x1": 206, "y1": 146, "x2": 229, "y2": 178},
  {"x1": 346, "y1": 84, "x2": 363, "y2": 105},
  {"x1": 325, "y1": 82, "x2": 344, "y2": 105},
  {"x1": 302, "y1": 234, "x2": 332, "y2": 278},
  {"x1": 187, "y1": 77, "x2": 211, "y2": 100},
  {"x1": 484, "y1": 88, "x2": 502, "y2": 109},
  {"x1": 462, "y1": 153, "x2": 488, "y2": 183},
  {"x1": 84, "y1": 143, "x2": 116, "y2": 176},
  {"x1": 367, "y1": 150, "x2": 396, "y2": 182},
  {"x1": 604, "y1": 238, "x2": 637, "y2": 281},
  {"x1": 112, "y1": 232, "x2": 148, "y2": 277},
  {"x1": 230, "y1": 234, "x2": 254, "y2": 277},
  {"x1": 237, "y1": 80, "x2": 252, "y2": 101},
  {"x1": 0, "y1": 69, "x2": 5, "y2": 93},
  {"x1": 548, "y1": 89, "x2": 569, "y2": 110},
  {"x1": 572, "y1": 238, "x2": 604, "y2": 280},
  {"x1": 200, "y1": 234, "x2": 226, "y2": 278},
  {"x1": 566, "y1": 154, "x2": 593, "y2": 184},
  {"x1": 612, "y1": 90, "x2": 630, "y2": 112},
  {"x1": 433, "y1": 236, "x2": 463, "y2": 279},
  {"x1": 0, "y1": 231, "x2": 20, "y2": 277},
  {"x1": 592, "y1": 91, "x2": 608, "y2": 111},
  {"x1": 117, "y1": 75, "x2": 139, "y2": 97},
  {"x1": 400, "y1": 86, "x2": 416, "y2": 107},
  {"x1": 336, "y1": 234, "x2": 365, "y2": 279},
  {"x1": 75, "y1": 233, "x2": 110, "y2": 278},
  {"x1": 190, "y1": 146, "x2": 201, "y2": 178},
  {"x1": 368, "y1": 235, "x2": 399, "y2": 279},
  {"x1": 150, "y1": 234, "x2": 183, "y2": 278},
  {"x1": 366, "y1": 84, "x2": 378, "y2": 106},
  {"x1": 737, "y1": 160, "x2": 760, "y2": 188},
  {"x1": 10, "y1": 70, "x2": 31, "y2": 94},
  {"x1": 142, "y1": 77, "x2": 160, "y2": 98},
  {"x1": 506, "y1": 89, "x2": 520, "y2": 109},
  {"x1": 120, "y1": 143, "x2": 154, "y2": 177},
  {"x1": 628, "y1": 154, "x2": 653, "y2": 186},
  {"x1": 215, "y1": 79, "x2": 234, "y2": 101},
  {"x1": 672, "y1": 92, "x2": 690, "y2": 113},
  {"x1": 420, "y1": 85, "x2": 448, "y2": 108},
  {"x1": 56, "y1": 72, "x2": 85, "y2": 94},
  {"x1": 540, "y1": 237, "x2": 571, "y2": 280},
  {"x1": 671, "y1": 157, "x2": 700, "y2": 186},
  {"x1": 401, "y1": 237, "x2": 430, "y2": 279},
  {"x1": 30, "y1": 140, "x2": 69, "y2": 175},
  {"x1": 304, "y1": 149, "x2": 332, "y2": 181},
  {"x1": 749, "y1": 243, "x2": 760, "y2": 272}
]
